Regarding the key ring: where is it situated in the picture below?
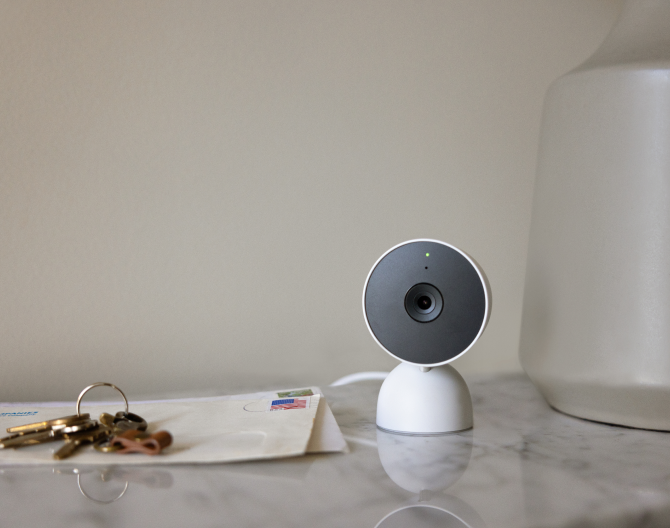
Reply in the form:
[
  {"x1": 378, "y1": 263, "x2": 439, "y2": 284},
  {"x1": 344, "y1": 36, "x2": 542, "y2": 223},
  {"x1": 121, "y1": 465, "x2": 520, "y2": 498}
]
[{"x1": 76, "y1": 382, "x2": 129, "y2": 417}]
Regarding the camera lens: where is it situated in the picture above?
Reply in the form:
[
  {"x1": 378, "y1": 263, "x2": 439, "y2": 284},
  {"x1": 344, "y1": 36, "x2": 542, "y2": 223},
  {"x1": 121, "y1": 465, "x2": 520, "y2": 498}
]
[
  {"x1": 417, "y1": 295, "x2": 432, "y2": 311},
  {"x1": 404, "y1": 283, "x2": 443, "y2": 323},
  {"x1": 413, "y1": 292, "x2": 435, "y2": 314}
]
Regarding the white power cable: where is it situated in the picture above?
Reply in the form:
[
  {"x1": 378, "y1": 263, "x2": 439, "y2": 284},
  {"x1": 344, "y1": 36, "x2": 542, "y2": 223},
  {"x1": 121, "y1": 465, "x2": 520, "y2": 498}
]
[{"x1": 329, "y1": 371, "x2": 389, "y2": 386}]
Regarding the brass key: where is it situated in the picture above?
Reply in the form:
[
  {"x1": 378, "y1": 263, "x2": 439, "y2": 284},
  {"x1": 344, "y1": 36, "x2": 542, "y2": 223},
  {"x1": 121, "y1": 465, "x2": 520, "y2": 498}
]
[
  {"x1": 0, "y1": 420, "x2": 97, "y2": 449},
  {"x1": 0, "y1": 429, "x2": 59, "y2": 449},
  {"x1": 1, "y1": 415, "x2": 93, "y2": 448},
  {"x1": 6, "y1": 413, "x2": 91, "y2": 435},
  {"x1": 54, "y1": 424, "x2": 111, "y2": 460}
]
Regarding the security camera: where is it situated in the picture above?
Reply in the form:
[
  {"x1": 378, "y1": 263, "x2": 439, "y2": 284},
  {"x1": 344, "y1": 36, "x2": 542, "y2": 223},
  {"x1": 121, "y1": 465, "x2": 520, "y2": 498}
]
[{"x1": 363, "y1": 239, "x2": 491, "y2": 434}]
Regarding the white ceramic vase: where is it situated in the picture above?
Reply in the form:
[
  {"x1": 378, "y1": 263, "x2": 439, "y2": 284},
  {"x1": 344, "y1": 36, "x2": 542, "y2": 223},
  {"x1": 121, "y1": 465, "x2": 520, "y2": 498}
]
[{"x1": 520, "y1": 0, "x2": 670, "y2": 430}]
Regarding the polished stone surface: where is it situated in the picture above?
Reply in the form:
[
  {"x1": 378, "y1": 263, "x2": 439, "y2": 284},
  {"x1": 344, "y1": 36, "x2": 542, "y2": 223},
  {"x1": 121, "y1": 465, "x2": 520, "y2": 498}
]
[{"x1": 2, "y1": 374, "x2": 670, "y2": 527}]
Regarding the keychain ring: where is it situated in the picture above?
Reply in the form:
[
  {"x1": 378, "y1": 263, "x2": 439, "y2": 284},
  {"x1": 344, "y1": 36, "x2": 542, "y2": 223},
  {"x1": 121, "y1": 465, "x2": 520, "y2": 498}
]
[{"x1": 76, "y1": 382, "x2": 129, "y2": 416}]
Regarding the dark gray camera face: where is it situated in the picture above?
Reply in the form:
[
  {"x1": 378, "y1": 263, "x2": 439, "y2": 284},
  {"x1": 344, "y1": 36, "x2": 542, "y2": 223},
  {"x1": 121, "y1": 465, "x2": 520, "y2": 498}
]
[
  {"x1": 404, "y1": 283, "x2": 443, "y2": 322},
  {"x1": 364, "y1": 240, "x2": 487, "y2": 365}
]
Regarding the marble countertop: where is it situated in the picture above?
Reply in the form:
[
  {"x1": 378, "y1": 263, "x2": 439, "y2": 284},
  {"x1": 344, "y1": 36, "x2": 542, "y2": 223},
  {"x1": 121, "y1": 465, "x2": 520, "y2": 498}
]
[{"x1": 2, "y1": 373, "x2": 670, "y2": 527}]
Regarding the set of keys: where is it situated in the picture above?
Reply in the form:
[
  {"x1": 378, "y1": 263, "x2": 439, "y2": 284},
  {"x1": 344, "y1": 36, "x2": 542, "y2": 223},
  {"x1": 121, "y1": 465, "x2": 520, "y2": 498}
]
[{"x1": 0, "y1": 382, "x2": 172, "y2": 460}]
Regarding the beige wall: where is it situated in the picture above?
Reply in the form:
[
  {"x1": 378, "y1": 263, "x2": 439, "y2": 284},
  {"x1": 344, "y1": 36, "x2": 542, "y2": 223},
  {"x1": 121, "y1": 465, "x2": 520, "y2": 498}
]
[{"x1": 0, "y1": 1, "x2": 622, "y2": 401}]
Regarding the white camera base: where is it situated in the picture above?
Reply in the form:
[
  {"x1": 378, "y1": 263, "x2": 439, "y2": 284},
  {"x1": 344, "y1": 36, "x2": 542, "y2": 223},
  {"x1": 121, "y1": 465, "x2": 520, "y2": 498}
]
[{"x1": 376, "y1": 363, "x2": 473, "y2": 435}]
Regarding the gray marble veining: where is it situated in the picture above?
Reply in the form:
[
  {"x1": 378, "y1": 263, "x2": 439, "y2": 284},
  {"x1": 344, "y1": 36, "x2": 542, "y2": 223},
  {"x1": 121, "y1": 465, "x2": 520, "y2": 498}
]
[{"x1": 2, "y1": 374, "x2": 670, "y2": 527}]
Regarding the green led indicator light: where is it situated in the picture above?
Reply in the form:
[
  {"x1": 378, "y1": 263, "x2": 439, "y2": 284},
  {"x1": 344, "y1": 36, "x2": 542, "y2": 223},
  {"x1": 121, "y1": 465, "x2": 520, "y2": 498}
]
[{"x1": 426, "y1": 253, "x2": 430, "y2": 257}]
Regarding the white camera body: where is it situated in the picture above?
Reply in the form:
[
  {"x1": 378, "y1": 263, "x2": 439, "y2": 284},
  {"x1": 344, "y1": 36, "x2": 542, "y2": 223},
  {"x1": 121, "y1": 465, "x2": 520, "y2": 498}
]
[{"x1": 363, "y1": 239, "x2": 491, "y2": 434}]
